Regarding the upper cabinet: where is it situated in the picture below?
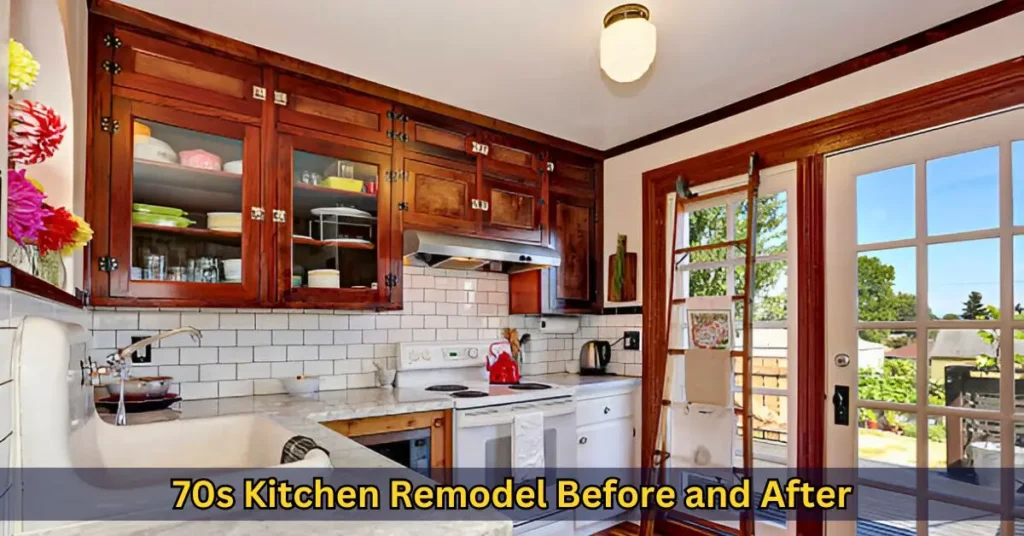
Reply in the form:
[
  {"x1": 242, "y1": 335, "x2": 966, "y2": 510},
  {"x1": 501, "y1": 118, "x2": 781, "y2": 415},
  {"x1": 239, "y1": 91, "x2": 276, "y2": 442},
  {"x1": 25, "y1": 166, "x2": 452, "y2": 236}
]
[
  {"x1": 111, "y1": 28, "x2": 264, "y2": 117},
  {"x1": 276, "y1": 75, "x2": 394, "y2": 146},
  {"x1": 87, "y1": 19, "x2": 602, "y2": 310}
]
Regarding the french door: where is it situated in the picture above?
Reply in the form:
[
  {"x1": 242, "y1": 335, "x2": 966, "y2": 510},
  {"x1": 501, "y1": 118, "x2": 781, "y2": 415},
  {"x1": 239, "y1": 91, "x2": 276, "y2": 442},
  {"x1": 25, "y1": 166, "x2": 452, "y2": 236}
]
[{"x1": 825, "y1": 107, "x2": 1024, "y2": 536}]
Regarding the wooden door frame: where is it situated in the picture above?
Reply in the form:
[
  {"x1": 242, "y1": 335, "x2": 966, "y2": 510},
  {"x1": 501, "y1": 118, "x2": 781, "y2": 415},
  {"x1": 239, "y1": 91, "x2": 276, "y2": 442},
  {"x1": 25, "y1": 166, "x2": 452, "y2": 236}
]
[{"x1": 639, "y1": 57, "x2": 1024, "y2": 536}]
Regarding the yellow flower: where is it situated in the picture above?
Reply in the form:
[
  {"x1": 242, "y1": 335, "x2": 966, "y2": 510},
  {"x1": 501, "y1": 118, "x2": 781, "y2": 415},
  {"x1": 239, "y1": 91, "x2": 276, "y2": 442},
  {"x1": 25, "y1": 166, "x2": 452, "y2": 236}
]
[
  {"x1": 8, "y1": 39, "x2": 40, "y2": 94},
  {"x1": 61, "y1": 213, "x2": 94, "y2": 256}
]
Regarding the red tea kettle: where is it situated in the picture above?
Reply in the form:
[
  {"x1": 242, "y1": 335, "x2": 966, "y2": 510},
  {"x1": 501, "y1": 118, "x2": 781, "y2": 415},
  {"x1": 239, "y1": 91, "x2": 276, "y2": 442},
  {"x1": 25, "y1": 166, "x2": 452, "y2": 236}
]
[{"x1": 486, "y1": 342, "x2": 521, "y2": 384}]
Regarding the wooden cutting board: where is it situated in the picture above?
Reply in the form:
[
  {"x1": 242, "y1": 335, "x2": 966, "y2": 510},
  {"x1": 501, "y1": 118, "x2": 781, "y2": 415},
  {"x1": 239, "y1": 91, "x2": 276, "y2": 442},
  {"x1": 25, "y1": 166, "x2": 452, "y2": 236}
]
[{"x1": 607, "y1": 252, "x2": 637, "y2": 302}]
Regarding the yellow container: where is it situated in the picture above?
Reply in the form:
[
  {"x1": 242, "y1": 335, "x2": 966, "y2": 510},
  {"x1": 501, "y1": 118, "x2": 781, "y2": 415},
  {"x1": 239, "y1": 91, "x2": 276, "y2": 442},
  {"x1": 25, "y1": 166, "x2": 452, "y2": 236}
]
[
  {"x1": 320, "y1": 176, "x2": 364, "y2": 192},
  {"x1": 133, "y1": 121, "x2": 152, "y2": 143}
]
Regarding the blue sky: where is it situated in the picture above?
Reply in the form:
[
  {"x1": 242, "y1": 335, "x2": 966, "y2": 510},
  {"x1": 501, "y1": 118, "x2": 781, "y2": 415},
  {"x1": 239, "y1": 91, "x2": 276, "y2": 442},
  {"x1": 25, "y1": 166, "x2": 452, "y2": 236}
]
[{"x1": 855, "y1": 143, "x2": 1024, "y2": 318}]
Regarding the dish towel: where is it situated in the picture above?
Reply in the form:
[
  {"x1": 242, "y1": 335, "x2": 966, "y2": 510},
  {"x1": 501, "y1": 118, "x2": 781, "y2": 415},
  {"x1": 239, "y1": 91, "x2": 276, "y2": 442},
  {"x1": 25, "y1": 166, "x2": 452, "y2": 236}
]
[
  {"x1": 511, "y1": 411, "x2": 545, "y2": 483},
  {"x1": 670, "y1": 403, "x2": 736, "y2": 471},
  {"x1": 682, "y1": 295, "x2": 734, "y2": 406}
]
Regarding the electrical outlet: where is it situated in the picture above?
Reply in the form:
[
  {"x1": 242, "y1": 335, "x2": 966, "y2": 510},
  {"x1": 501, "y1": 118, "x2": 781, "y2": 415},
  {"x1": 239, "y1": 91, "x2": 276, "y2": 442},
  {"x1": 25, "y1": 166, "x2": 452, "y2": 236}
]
[
  {"x1": 130, "y1": 336, "x2": 152, "y2": 364},
  {"x1": 623, "y1": 331, "x2": 640, "y2": 350}
]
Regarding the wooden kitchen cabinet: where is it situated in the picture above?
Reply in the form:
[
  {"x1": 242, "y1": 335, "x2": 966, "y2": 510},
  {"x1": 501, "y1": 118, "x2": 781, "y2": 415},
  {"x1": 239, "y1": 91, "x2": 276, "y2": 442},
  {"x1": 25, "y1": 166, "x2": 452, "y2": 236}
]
[
  {"x1": 276, "y1": 74, "x2": 395, "y2": 146},
  {"x1": 111, "y1": 28, "x2": 264, "y2": 117},
  {"x1": 322, "y1": 410, "x2": 452, "y2": 482},
  {"x1": 509, "y1": 155, "x2": 601, "y2": 314},
  {"x1": 86, "y1": 14, "x2": 604, "y2": 309}
]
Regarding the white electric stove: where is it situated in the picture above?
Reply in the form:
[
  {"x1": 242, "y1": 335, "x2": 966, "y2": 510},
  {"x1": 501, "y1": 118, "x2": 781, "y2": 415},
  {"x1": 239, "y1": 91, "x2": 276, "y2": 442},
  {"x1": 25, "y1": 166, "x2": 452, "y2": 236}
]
[{"x1": 396, "y1": 341, "x2": 577, "y2": 535}]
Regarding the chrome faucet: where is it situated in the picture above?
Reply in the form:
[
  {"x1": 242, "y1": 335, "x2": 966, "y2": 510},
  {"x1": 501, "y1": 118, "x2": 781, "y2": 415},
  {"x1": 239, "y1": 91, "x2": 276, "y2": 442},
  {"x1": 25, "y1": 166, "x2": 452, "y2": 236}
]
[{"x1": 106, "y1": 327, "x2": 202, "y2": 426}]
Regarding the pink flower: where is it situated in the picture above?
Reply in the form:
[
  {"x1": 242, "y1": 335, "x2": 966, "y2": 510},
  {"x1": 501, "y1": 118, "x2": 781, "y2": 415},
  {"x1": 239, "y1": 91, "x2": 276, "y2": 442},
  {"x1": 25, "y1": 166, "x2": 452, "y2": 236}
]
[{"x1": 6, "y1": 169, "x2": 50, "y2": 245}]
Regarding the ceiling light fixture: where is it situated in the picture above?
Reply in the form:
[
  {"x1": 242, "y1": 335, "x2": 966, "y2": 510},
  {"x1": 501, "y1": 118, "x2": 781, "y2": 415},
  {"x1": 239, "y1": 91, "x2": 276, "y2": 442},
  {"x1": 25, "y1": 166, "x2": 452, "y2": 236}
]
[{"x1": 600, "y1": 3, "x2": 656, "y2": 83}]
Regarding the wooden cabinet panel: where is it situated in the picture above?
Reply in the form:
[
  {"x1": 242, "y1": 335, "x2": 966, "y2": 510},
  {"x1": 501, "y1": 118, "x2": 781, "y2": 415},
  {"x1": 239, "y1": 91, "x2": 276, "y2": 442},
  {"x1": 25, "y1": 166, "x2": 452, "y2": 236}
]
[
  {"x1": 481, "y1": 133, "x2": 543, "y2": 176},
  {"x1": 402, "y1": 157, "x2": 478, "y2": 234},
  {"x1": 404, "y1": 112, "x2": 478, "y2": 166},
  {"x1": 552, "y1": 197, "x2": 591, "y2": 302},
  {"x1": 277, "y1": 75, "x2": 393, "y2": 146},
  {"x1": 113, "y1": 28, "x2": 263, "y2": 117},
  {"x1": 479, "y1": 162, "x2": 544, "y2": 243},
  {"x1": 548, "y1": 151, "x2": 597, "y2": 196},
  {"x1": 322, "y1": 410, "x2": 452, "y2": 482}
]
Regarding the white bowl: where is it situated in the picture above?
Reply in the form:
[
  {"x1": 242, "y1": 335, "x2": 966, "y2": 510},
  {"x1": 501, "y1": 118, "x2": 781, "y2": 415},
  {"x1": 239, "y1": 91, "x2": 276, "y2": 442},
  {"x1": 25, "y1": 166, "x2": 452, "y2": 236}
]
[
  {"x1": 308, "y1": 269, "x2": 340, "y2": 289},
  {"x1": 134, "y1": 137, "x2": 178, "y2": 164},
  {"x1": 207, "y1": 212, "x2": 242, "y2": 230},
  {"x1": 282, "y1": 375, "x2": 319, "y2": 395},
  {"x1": 223, "y1": 160, "x2": 243, "y2": 174},
  {"x1": 223, "y1": 259, "x2": 242, "y2": 281}
]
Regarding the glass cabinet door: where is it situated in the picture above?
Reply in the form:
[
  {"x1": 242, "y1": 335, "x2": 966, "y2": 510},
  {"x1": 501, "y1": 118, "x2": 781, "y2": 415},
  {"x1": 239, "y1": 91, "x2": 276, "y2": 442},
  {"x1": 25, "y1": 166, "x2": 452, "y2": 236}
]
[
  {"x1": 277, "y1": 132, "x2": 391, "y2": 306},
  {"x1": 106, "y1": 97, "x2": 261, "y2": 302}
]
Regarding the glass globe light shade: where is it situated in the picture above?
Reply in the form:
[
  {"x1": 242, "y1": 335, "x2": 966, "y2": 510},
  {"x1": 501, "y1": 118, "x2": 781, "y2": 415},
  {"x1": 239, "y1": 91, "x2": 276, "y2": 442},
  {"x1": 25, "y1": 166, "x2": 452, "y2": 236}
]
[{"x1": 600, "y1": 16, "x2": 656, "y2": 83}]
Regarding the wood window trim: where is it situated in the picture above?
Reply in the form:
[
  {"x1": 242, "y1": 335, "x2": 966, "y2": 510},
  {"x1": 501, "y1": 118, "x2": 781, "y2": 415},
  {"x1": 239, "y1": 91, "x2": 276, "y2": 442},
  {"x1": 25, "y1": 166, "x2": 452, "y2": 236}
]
[
  {"x1": 639, "y1": 57, "x2": 1024, "y2": 536},
  {"x1": 87, "y1": 0, "x2": 602, "y2": 161}
]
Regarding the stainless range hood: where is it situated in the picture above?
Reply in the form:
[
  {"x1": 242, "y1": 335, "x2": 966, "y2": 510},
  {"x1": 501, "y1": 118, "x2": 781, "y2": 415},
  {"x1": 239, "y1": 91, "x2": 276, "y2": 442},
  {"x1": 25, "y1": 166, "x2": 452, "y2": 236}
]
[{"x1": 403, "y1": 230, "x2": 560, "y2": 273}]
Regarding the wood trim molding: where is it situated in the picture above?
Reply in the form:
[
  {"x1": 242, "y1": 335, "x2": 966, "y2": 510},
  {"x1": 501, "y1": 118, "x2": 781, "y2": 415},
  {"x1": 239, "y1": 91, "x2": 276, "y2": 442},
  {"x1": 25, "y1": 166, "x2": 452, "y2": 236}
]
[
  {"x1": 795, "y1": 154, "x2": 825, "y2": 536},
  {"x1": 640, "y1": 58, "x2": 1024, "y2": 536},
  {"x1": 642, "y1": 56, "x2": 1024, "y2": 190},
  {"x1": 88, "y1": 0, "x2": 602, "y2": 161},
  {"x1": 606, "y1": 0, "x2": 1024, "y2": 158},
  {"x1": 0, "y1": 262, "x2": 85, "y2": 309}
]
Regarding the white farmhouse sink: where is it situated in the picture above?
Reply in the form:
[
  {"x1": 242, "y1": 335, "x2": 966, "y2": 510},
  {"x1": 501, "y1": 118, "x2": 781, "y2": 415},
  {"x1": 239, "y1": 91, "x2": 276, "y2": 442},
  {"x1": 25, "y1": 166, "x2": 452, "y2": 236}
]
[{"x1": 73, "y1": 413, "x2": 332, "y2": 469}]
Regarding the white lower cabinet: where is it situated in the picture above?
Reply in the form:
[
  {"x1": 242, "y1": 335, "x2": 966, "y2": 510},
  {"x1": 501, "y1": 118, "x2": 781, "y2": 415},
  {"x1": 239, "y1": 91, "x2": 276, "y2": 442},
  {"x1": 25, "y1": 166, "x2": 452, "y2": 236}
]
[{"x1": 573, "y1": 384, "x2": 638, "y2": 533}]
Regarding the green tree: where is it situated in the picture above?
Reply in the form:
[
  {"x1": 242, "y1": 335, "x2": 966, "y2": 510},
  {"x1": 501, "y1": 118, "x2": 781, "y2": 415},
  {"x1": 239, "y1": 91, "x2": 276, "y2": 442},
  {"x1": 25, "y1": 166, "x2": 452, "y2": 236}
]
[
  {"x1": 972, "y1": 305, "x2": 1024, "y2": 370},
  {"x1": 857, "y1": 256, "x2": 917, "y2": 344},
  {"x1": 686, "y1": 195, "x2": 787, "y2": 321},
  {"x1": 962, "y1": 291, "x2": 991, "y2": 320},
  {"x1": 941, "y1": 313, "x2": 960, "y2": 320}
]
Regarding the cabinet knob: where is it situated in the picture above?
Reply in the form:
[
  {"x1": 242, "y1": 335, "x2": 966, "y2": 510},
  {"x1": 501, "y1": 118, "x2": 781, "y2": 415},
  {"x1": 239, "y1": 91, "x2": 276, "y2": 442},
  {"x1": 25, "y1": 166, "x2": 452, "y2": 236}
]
[
  {"x1": 519, "y1": 255, "x2": 527, "y2": 261},
  {"x1": 578, "y1": 437, "x2": 587, "y2": 445},
  {"x1": 603, "y1": 407, "x2": 611, "y2": 414},
  {"x1": 433, "y1": 418, "x2": 443, "y2": 428}
]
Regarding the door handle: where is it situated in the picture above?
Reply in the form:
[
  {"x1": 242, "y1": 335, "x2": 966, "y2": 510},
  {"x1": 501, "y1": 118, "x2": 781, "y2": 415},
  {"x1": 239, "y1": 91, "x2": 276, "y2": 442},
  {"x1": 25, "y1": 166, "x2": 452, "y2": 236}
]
[
  {"x1": 578, "y1": 437, "x2": 587, "y2": 445},
  {"x1": 832, "y1": 385, "x2": 850, "y2": 426}
]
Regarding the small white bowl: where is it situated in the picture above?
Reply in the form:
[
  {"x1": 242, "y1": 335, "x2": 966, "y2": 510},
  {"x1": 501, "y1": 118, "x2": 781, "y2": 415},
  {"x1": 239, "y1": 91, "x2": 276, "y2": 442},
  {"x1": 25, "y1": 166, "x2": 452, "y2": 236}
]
[
  {"x1": 282, "y1": 375, "x2": 319, "y2": 395},
  {"x1": 308, "y1": 269, "x2": 340, "y2": 289},
  {"x1": 223, "y1": 259, "x2": 242, "y2": 281}
]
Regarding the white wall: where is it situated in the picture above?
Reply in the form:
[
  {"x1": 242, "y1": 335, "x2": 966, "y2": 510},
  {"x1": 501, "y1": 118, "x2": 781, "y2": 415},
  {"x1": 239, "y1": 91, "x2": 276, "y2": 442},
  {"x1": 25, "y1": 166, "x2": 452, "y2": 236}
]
[{"x1": 602, "y1": 12, "x2": 1024, "y2": 307}]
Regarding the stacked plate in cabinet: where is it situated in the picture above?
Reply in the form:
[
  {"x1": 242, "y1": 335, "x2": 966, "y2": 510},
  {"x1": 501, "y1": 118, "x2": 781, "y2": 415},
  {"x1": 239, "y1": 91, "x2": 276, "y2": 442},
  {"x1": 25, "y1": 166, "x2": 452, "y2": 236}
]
[{"x1": 132, "y1": 203, "x2": 194, "y2": 228}]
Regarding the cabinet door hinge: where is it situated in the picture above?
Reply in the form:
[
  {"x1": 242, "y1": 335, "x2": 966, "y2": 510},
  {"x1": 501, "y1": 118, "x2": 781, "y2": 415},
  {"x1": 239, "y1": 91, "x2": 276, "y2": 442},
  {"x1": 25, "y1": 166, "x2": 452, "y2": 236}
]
[
  {"x1": 385, "y1": 273, "x2": 399, "y2": 287},
  {"x1": 102, "y1": 33, "x2": 123, "y2": 49},
  {"x1": 250, "y1": 207, "x2": 266, "y2": 221},
  {"x1": 273, "y1": 91, "x2": 288, "y2": 106},
  {"x1": 252, "y1": 86, "x2": 267, "y2": 101},
  {"x1": 387, "y1": 130, "x2": 409, "y2": 142},
  {"x1": 386, "y1": 111, "x2": 408, "y2": 122},
  {"x1": 272, "y1": 209, "x2": 287, "y2": 223},
  {"x1": 99, "y1": 117, "x2": 120, "y2": 134},
  {"x1": 101, "y1": 60, "x2": 121, "y2": 75},
  {"x1": 546, "y1": 162, "x2": 556, "y2": 173},
  {"x1": 397, "y1": 202, "x2": 409, "y2": 212},
  {"x1": 538, "y1": 198, "x2": 545, "y2": 207},
  {"x1": 470, "y1": 141, "x2": 490, "y2": 156},
  {"x1": 98, "y1": 256, "x2": 119, "y2": 272}
]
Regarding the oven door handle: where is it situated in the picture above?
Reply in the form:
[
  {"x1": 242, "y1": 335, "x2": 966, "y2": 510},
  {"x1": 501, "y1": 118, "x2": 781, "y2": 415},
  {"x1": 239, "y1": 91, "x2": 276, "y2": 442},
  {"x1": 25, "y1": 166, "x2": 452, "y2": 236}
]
[{"x1": 457, "y1": 401, "x2": 576, "y2": 428}]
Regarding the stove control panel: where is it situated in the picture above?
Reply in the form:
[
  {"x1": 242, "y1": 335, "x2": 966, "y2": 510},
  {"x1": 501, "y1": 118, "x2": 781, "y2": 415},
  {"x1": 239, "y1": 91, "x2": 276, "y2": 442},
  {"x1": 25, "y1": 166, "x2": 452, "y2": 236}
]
[{"x1": 397, "y1": 341, "x2": 494, "y2": 370}]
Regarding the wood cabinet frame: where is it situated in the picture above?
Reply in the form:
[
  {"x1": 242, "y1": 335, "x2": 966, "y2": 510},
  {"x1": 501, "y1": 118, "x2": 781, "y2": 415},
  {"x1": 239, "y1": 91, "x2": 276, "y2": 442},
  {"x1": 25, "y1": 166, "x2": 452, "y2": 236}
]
[
  {"x1": 85, "y1": 9, "x2": 604, "y2": 311},
  {"x1": 321, "y1": 410, "x2": 453, "y2": 483},
  {"x1": 638, "y1": 58, "x2": 1024, "y2": 536}
]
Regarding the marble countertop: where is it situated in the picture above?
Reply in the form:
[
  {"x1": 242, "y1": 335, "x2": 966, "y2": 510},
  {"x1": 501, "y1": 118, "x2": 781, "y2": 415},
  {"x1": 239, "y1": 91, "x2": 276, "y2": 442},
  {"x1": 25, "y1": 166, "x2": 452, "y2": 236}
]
[{"x1": 526, "y1": 373, "x2": 641, "y2": 394}]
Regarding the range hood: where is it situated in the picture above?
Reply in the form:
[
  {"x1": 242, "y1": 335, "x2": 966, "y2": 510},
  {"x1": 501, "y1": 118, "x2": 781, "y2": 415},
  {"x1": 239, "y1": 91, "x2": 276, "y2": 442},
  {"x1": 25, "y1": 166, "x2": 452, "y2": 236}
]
[{"x1": 403, "y1": 230, "x2": 560, "y2": 273}]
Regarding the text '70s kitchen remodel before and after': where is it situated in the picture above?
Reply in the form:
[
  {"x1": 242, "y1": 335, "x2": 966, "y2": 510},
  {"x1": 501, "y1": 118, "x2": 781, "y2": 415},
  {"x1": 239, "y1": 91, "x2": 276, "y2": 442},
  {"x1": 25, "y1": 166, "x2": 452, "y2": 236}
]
[{"x1": 2, "y1": 1, "x2": 1024, "y2": 536}]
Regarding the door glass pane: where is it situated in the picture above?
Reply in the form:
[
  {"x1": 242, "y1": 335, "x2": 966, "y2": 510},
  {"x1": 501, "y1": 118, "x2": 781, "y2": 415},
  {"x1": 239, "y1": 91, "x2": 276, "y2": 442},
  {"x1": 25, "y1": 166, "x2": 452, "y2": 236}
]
[
  {"x1": 859, "y1": 329, "x2": 918, "y2": 404},
  {"x1": 928, "y1": 415, "x2": 1003, "y2": 510},
  {"x1": 930, "y1": 329, "x2": 1003, "y2": 408},
  {"x1": 735, "y1": 260, "x2": 788, "y2": 321},
  {"x1": 858, "y1": 247, "x2": 917, "y2": 323},
  {"x1": 929, "y1": 239, "x2": 999, "y2": 321},
  {"x1": 735, "y1": 191, "x2": 789, "y2": 255},
  {"x1": 857, "y1": 165, "x2": 915, "y2": 245},
  {"x1": 131, "y1": 119, "x2": 243, "y2": 284},
  {"x1": 927, "y1": 146, "x2": 999, "y2": 236},
  {"x1": 685, "y1": 204, "x2": 728, "y2": 262},
  {"x1": 291, "y1": 148, "x2": 379, "y2": 290},
  {"x1": 859, "y1": 408, "x2": 917, "y2": 472},
  {"x1": 927, "y1": 500, "x2": 999, "y2": 536}
]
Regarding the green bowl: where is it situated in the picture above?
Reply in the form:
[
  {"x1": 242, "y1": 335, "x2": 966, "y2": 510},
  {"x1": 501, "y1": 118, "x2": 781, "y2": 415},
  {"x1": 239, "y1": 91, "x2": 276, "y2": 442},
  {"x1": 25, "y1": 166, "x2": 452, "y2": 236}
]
[
  {"x1": 133, "y1": 203, "x2": 187, "y2": 217},
  {"x1": 132, "y1": 212, "x2": 195, "y2": 228}
]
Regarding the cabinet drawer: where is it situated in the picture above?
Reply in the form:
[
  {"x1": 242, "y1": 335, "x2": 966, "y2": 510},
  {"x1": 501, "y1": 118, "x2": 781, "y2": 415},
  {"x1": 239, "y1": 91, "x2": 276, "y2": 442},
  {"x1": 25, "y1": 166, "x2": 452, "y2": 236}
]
[{"x1": 577, "y1": 394, "x2": 632, "y2": 427}]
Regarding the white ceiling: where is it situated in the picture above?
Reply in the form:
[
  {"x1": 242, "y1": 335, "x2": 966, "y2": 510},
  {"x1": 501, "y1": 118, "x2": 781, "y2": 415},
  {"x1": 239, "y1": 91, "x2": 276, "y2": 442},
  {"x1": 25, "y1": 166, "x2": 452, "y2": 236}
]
[{"x1": 116, "y1": 0, "x2": 999, "y2": 150}]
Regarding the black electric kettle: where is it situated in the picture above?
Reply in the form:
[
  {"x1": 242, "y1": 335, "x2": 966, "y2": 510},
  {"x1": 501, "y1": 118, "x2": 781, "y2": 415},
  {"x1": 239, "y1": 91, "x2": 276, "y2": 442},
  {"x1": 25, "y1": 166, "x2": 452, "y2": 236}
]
[{"x1": 579, "y1": 340, "x2": 612, "y2": 375}]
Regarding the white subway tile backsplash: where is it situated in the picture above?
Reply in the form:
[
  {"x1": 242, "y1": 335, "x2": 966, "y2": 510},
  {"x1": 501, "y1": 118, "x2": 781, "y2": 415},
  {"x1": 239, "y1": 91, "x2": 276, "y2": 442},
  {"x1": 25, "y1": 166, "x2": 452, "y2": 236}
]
[
  {"x1": 237, "y1": 362, "x2": 270, "y2": 380},
  {"x1": 237, "y1": 330, "x2": 271, "y2": 346},
  {"x1": 219, "y1": 380, "x2": 254, "y2": 398},
  {"x1": 303, "y1": 360, "x2": 334, "y2": 376},
  {"x1": 404, "y1": 289, "x2": 425, "y2": 302},
  {"x1": 272, "y1": 330, "x2": 303, "y2": 345},
  {"x1": 334, "y1": 360, "x2": 361, "y2": 374},
  {"x1": 255, "y1": 313, "x2": 289, "y2": 330},
  {"x1": 413, "y1": 329, "x2": 435, "y2": 342},
  {"x1": 333, "y1": 330, "x2": 362, "y2": 345},
  {"x1": 303, "y1": 330, "x2": 333, "y2": 345},
  {"x1": 348, "y1": 344, "x2": 374, "y2": 358},
  {"x1": 424, "y1": 316, "x2": 447, "y2": 329},
  {"x1": 411, "y1": 302, "x2": 436, "y2": 315},
  {"x1": 93, "y1": 311, "x2": 138, "y2": 330},
  {"x1": 218, "y1": 347, "x2": 254, "y2": 364},
  {"x1": 179, "y1": 348, "x2": 219, "y2": 365},
  {"x1": 375, "y1": 316, "x2": 401, "y2": 329},
  {"x1": 92, "y1": 330, "x2": 116, "y2": 349},
  {"x1": 151, "y1": 348, "x2": 179, "y2": 366},
  {"x1": 387, "y1": 329, "x2": 412, "y2": 343},
  {"x1": 348, "y1": 373, "x2": 375, "y2": 389},
  {"x1": 320, "y1": 375, "x2": 347, "y2": 391},
  {"x1": 318, "y1": 345, "x2": 347, "y2": 360},
  {"x1": 200, "y1": 364, "x2": 236, "y2": 382},
  {"x1": 160, "y1": 365, "x2": 199, "y2": 382},
  {"x1": 436, "y1": 329, "x2": 457, "y2": 341},
  {"x1": 317, "y1": 315, "x2": 349, "y2": 330},
  {"x1": 254, "y1": 346, "x2": 287, "y2": 362},
  {"x1": 220, "y1": 314, "x2": 255, "y2": 330},
  {"x1": 180, "y1": 313, "x2": 220, "y2": 330},
  {"x1": 271, "y1": 361, "x2": 303, "y2": 378},
  {"x1": 361, "y1": 329, "x2": 387, "y2": 343},
  {"x1": 200, "y1": 330, "x2": 237, "y2": 347},
  {"x1": 181, "y1": 382, "x2": 219, "y2": 400},
  {"x1": 139, "y1": 312, "x2": 180, "y2": 330},
  {"x1": 253, "y1": 379, "x2": 286, "y2": 395},
  {"x1": 401, "y1": 316, "x2": 424, "y2": 329},
  {"x1": 286, "y1": 346, "x2": 318, "y2": 361},
  {"x1": 288, "y1": 315, "x2": 319, "y2": 330},
  {"x1": 436, "y1": 302, "x2": 457, "y2": 315},
  {"x1": 349, "y1": 315, "x2": 375, "y2": 330}
]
